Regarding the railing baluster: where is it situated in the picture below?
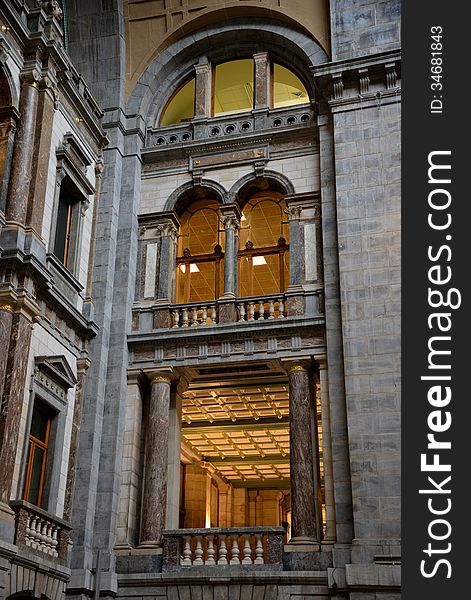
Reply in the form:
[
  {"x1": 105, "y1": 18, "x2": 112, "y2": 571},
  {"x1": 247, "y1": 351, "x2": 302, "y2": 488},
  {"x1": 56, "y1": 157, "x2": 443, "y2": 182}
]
[
  {"x1": 182, "y1": 308, "x2": 189, "y2": 327},
  {"x1": 211, "y1": 306, "x2": 217, "y2": 325},
  {"x1": 202, "y1": 306, "x2": 208, "y2": 325},
  {"x1": 182, "y1": 536, "x2": 192, "y2": 566},
  {"x1": 238, "y1": 303, "x2": 246, "y2": 322},
  {"x1": 278, "y1": 299, "x2": 285, "y2": 318},
  {"x1": 191, "y1": 308, "x2": 199, "y2": 326},
  {"x1": 268, "y1": 300, "x2": 275, "y2": 319},
  {"x1": 242, "y1": 534, "x2": 253, "y2": 564},
  {"x1": 230, "y1": 535, "x2": 240, "y2": 565},
  {"x1": 206, "y1": 535, "x2": 216, "y2": 565},
  {"x1": 172, "y1": 309, "x2": 180, "y2": 328},
  {"x1": 248, "y1": 302, "x2": 255, "y2": 321},
  {"x1": 194, "y1": 536, "x2": 204, "y2": 565},
  {"x1": 255, "y1": 534, "x2": 264, "y2": 564},
  {"x1": 258, "y1": 301, "x2": 265, "y2": 320},
  {"x1": 218, "y1": 535, "x2": 228, "y2": 565}
]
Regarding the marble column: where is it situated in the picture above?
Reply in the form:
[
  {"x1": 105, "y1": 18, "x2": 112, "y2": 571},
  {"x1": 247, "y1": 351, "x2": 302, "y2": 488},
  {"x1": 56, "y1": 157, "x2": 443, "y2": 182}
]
[
  {"x1": 0, "y1": 311, "x2": 34, "y2": 506},
  {"x1": 318, "y1": 359, "x2": 337, "y2": 546},
  {"x1": 220, "y1": 206, "x2": 241, "y2": 298},
  {"x1": 140, "y1": 373, "x2": 172, "y2": 547},
  {"x1": 157, "y1": 221, "x2": 179, "y2": 303},
  {"x1": 166, "y1": 379, "x2": 185, "y2": 529},
  {"x1": 253, "y1": 52, "x2": 271, "y2": 110},
  {"x1": 5, "y1": 69, "x2": 40, "y2": 225},
  {"x1": 288, "y1": 363, "x2": 320, "y2": 548},
  {"x1": 63, "y1": 357, "x2": 91, "y2": 522},
  {"x1": 0, "y1": 108, "x2": 18, "y2": 212},
  {"x1": 26, "y1": 76, "x2": 56, "y2": 234},
  {"x1": 194, "y1": 62, "x2": 211, "y2": 119}
]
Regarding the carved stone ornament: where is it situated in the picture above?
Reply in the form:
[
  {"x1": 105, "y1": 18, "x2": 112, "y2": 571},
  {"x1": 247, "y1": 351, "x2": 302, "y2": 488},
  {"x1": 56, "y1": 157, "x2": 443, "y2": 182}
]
[{"x1": 37, "y1": 0, "x2": 63, "y2": 19}]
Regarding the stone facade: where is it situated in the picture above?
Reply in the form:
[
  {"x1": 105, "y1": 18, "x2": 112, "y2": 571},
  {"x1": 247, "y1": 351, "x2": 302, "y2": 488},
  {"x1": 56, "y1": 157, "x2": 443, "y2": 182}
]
[{"x1": 0, "y1": 2, "x2": 400, "y2": 600}]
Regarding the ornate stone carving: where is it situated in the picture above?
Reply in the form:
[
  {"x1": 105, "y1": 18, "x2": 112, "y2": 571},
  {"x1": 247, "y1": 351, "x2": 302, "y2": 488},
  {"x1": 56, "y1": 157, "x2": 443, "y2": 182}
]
[
  {"x1": 385, "y1": 63, "x2": 398, "y2": 89},
  {"x1": 332, "y1": 73, "x2": 344, "y2": 100},
  {"x1": 157, "y1": 222, "x2": 179, "y2": 241},
  {"x1": 284, "y1": 206, "x2": 303, "y2": 221},
  {"x1": 220, "y1": 215, "x2": 240, "y2": 231},
  {"x1": 358, "y1": 68, "x2": 370, "y2": 95},
  {"x1": 37, "y1": 0, "x2": 63, "y2": 19},
  {"x1": 20, "y1": 69, "x2": 40, "y2": 88}
]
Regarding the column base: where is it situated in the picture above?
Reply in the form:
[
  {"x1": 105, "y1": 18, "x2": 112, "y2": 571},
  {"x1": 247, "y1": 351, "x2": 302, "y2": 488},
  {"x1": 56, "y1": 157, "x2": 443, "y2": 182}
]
[
  {"x1": 0, "y1": 502, "x2": 15, "y2": 543},
  {"x1": 136, "y1": 541, "x2": 163, "y2": 554},
  {"x1": 285, "y1": 536, "x2": 320, "y2": 552}
]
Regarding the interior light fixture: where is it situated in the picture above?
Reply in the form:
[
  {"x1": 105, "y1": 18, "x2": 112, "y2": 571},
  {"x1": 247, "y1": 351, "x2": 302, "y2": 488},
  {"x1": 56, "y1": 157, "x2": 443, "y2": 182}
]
[
  {"x1": 180, "y1": 264, "x2": 200, "y2": 273},
  {"x1": 252, "y1": 256, "x2": 267, "y2": 266}
]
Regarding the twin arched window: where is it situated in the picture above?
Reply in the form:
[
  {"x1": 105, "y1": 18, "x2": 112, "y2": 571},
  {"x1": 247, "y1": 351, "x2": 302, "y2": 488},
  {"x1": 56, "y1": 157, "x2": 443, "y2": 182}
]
[
  {"x1": 176, "y1": 194, "x2": 289, "y2": 304},
  {"x1": 160, "y1": 59, "x2": 309, "y2": 127}
]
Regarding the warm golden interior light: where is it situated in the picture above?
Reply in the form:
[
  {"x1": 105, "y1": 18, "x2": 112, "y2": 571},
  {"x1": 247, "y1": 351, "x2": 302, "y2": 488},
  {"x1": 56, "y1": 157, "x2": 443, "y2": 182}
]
[
  {"x1": 273, "y1": 64, "x2": 309, "y2": 108},
  {"x1": 160, "y1": 78, "x2": 196, "y2": 126},
  {"x1": 180, "y1": 264, "x2": 200, "y2": 274},
  {"x1": 214, "y1": 60, "x2": 254, "y2": 116},
  {"x1": 252, "y1": 256, "x2": 268, "y2": 266}
]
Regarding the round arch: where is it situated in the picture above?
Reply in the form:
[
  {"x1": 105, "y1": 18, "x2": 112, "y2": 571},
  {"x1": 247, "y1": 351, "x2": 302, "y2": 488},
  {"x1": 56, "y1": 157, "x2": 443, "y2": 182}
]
[
  {"x1": 126, "y1": 18, "x2": 328, "y2": 126},
  {"x1": 164, "y1": 179, "x2": 227, "y2": 215},
  {"x1": 229, "y1": 170, "x2": 296, "y2": 206}
]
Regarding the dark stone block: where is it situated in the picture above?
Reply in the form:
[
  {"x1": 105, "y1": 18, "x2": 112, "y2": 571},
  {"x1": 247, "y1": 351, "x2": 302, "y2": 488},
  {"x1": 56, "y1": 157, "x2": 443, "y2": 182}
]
[
  {"x1": 115, "y1": 553, "x2": 163, "y2": 574},
  {"x1": 283, "y1": 550, "x2": 333, "y2": 571}
]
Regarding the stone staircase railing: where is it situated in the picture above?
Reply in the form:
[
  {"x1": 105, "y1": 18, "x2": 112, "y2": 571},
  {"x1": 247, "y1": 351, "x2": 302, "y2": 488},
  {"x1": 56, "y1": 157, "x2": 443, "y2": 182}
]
[
  {"x1": 10, "y1": 500, "x2": 71, "y2": 561},
  {"x1": 162, "y1": 527, "x2": 284, "y2": 569},
  {"x1": 236, "y1": 295, "x2": 286, "y2": 322}
]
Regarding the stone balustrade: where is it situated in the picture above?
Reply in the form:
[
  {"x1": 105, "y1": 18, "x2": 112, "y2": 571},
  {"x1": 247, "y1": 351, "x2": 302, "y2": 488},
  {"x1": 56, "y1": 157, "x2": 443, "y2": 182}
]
[
  {"x1": 171, "y1": 301, "x2": 219, "y2": 327},
  {"x1": 145, "y1": 105, "x2": 314, "y2": 149},
  {"x1": 10, "y1": 500, "x2": 71, "y2": 562},
  {"x1": 237, "y1": 296, "x2": 286, "y2": 322},
  {"x1": 162, "y1": 527, "x2": 284, "y2": 570}
]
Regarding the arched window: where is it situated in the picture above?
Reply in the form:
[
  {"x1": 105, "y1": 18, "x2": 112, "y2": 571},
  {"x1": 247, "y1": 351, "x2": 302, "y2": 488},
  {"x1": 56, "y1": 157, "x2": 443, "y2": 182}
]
[
  {"x1": 158, "y1": 58, "x2": 309, "y2": 126},
  {"x1": 238, "y1": 192, "x2": 289, "y2": 297},
  {"x1": 176, "y1": 200, "x2": 225, "y2": 303},
  {"x1": 160, "y1": 77, "x2": 196, "y2": 126},
  {"x1": 273, "y1": 63, "x2": 309, "y2": 108},
  {"x1": 214, "y1": 59, "x2": 254, "y2": 116}
]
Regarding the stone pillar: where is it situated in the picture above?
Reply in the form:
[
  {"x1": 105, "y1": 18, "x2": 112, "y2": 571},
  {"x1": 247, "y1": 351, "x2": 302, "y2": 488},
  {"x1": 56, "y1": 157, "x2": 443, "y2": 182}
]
[
  {"x1": 116, "y1": 372, "x2": 143, "y2": 549},
  {"x1": 318, "y1": 359, "x2": 337, "y2": 547},
  {"x1": 157, "y1": 220, "x2": 179, "y2": 302},
  {"x1": 220, "y1": 205, "x2": 241, "y2": 298},
  {"x1": 26, "y1": 76, "x2": 56, "y2": 233},
  {"x1": 194, "y1": 61, "x2": 211, "y2": 119},
  {"x1": 0, "y1": 107, "x2": 19, "y2": 212},
  {"x1": 287, "y1": 362, "x2": 320, "y2": 549},
  {"x1": 5, "y1": 69, "x2": 40, "y2": 224},
  {"x1": 253, "y1": 52, "x2": 271, "y2": 109},
  {"x1": 285, "y1": 205, "x2": 303, "y2": 288},
  {"x1": 63, "y1": 356, "x2": 91, "y2": 522},
  {"x1": 140, "y1": 373, "x2": 173, "y2": 547},
  {"x1": 166, "y1": 379, "x2": 186, "y2": 529},
  {"x1": 0, "y1": 304, "x2": 36, "y2": 540}
]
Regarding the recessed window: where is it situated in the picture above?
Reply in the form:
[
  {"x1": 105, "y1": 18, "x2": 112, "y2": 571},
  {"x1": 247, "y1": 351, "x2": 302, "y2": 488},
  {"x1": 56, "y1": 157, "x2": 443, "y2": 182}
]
[
  {"x1": 214, "y1": 59, "x2": 254, "y2": 116},
  {"x1": 53, "y1": 176, "x2": 82, "y2": 270},
  {"x1": 273, "y1": 64, "x2": 309, "y2": 108},
  {"x1": 239, "y1": 192, "x2": 290, "y2": 297},
  {"x1": 176, "y1": 200, "x2": 225, "y2": 303},
  {"x1": 24, "y1": 403, "x2": 51, "y2": 508},
  {"x1": 160, "y1": 77, "x2": 196, "y2": 126}
]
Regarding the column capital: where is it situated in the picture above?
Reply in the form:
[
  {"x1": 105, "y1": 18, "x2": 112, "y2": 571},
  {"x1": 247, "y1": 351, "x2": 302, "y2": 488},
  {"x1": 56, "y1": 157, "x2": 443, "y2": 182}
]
[
  {"x1": 284, "y1": 206, "x2": 303, "y2": 222},
  {"x1": 220, "y1": 214, "x2": 240, "y2": 231},
  {"x1": 144, "y1": 369, "x2": 174, "y2": 385},
  {"x1": 282, "y1": 358, "x2": 313, "y2": 374},
  {"x1": 157, "y1": 221, "x2": 179, "y2": 241},
  {"x1": 20, "y1": 69, "x2": 40, "y2": 88},
  {"x1": 253, "y1": 51, "x2": 270, "y2": 63}
]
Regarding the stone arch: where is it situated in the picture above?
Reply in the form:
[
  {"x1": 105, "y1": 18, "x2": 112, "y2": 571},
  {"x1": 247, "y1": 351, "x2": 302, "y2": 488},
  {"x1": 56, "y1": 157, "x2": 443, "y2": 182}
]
[
  {"x1": 229, "y1": 170, "x2": 296, "y2": 206},
  {"x1": 0, "y1": 61, "x2": 19, "y2": 109},
  {"x1": 164, "y1": 179, "x2": 227, "y2": 216},
  {"x1": 126, "y1": 18, "x2": 328, "y2": 127}
]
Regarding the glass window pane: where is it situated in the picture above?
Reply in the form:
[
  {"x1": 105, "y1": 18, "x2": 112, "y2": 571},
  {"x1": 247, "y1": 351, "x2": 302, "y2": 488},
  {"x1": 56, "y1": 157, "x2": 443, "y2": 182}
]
[
  {"x1": 54, "y1": 193, "x2": 71, "y2": 264},
  {"x1": 27, "y1": 444, "x2": 45, "y2": 506},
  {"x1": 274, "y1": 64, "x2": 309, "y2": 108},
  {"x1": 160, "y1": 78, "x2": 196, "y2": 126},
  {"x1": 176, "y1": 261, "x2": 223, "y2": 304},
  {"x1": 214, "y1": 60, "x2": 254, "y2": 116},
  {"x1": 30, "y1": 407, "x2": 49, "y2": 443},
  {"x1": 252, "y1": 254, "x2": 280, "y2": 296},
  {"x1": 188, "y1": 209, "x2": 220, "y2": 254}
]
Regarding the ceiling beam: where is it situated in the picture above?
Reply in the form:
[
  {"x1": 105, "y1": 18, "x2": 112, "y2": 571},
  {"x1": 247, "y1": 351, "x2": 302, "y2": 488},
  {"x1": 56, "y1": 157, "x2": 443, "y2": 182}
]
[
  {"x1": 230, "y1": 480, "x2": 291, "y2": 490},
  {"x1": 203, "y1": 454, "x2": 289, "y2": 466},
  {"x1": 182, "y1": 416, "x2": 289, "y2": 433}
]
